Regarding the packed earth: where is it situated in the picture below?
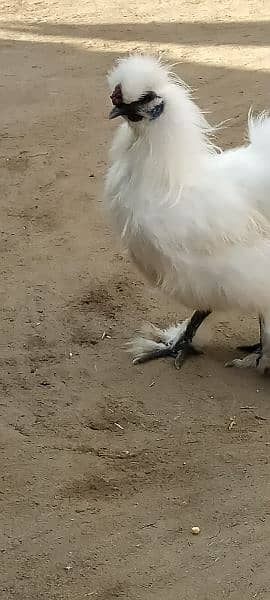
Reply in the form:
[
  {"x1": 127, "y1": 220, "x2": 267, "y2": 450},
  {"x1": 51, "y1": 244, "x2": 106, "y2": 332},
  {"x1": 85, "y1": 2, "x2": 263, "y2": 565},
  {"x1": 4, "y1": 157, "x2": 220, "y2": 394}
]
[{"x1": 0, "y1": 1, "x2": 270, "y2": 599}]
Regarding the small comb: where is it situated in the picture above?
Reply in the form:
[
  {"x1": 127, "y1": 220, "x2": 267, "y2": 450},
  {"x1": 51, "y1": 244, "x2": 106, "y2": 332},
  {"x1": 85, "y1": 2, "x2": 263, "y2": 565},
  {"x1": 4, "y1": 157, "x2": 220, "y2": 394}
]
[{"x1": 110, "y1": 84, "x2": 123, "y2": 106}]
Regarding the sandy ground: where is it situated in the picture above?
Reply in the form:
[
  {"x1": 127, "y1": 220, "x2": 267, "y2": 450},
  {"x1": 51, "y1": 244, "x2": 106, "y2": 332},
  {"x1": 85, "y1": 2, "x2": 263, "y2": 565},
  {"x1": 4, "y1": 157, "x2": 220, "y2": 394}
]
[{"x1": 0, "y1": 1, "x2": 270, "y2": 599}]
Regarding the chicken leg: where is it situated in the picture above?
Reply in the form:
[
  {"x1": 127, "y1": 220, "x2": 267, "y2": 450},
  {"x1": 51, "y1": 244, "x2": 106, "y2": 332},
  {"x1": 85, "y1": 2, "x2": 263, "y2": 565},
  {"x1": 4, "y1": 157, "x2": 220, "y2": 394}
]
[
  {"x1": 130, "y1": 309, "x2": 211, "y2": 369},
  {"x1": 237, "y1": 316, "x2": 263, "y2": 354},
  {"x1": 227, "y1": 314, "x2": 270, "y2": 374}
]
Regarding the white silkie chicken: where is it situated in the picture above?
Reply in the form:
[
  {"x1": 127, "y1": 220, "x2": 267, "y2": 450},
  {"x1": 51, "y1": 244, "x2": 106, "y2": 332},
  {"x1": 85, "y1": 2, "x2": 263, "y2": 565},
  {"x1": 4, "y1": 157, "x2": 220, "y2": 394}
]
[{"x1": 104, "y1": 54, "x2": 270, "y2": 374}]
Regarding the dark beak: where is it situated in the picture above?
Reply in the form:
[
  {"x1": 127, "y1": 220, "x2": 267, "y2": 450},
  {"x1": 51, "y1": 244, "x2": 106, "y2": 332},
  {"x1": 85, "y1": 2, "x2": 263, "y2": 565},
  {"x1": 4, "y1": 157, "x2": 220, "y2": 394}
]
[{"x1": 109, "y1": 105, "x2": 126, "y2": 120}]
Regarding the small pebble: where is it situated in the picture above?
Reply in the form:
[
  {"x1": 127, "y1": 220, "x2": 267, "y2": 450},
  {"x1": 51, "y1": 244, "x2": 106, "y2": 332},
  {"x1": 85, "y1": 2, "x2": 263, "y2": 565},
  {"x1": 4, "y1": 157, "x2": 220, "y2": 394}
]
[{"x1": 191, "y1": 526, "x2": 200, "y2": 535}]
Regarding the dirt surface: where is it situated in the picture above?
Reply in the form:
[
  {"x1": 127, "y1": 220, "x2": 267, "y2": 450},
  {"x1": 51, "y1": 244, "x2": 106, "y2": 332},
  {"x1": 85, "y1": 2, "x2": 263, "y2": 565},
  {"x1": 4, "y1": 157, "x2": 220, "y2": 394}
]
[{"x1": 0, "y1": 1, "x2": 270, "y2": 599}]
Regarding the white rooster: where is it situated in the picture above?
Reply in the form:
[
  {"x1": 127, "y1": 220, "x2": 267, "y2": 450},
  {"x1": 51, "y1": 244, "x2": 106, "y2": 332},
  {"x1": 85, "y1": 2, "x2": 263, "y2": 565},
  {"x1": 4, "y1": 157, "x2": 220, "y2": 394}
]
[{"x1": 104, "y1": 54, "x2": 270, "y2": 374}]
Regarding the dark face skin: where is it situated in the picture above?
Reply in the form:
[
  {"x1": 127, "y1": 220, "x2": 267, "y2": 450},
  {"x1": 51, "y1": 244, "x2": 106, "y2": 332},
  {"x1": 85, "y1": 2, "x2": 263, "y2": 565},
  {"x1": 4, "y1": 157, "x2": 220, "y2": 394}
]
[{"x1": 109, "y1": 84, "x2": 162, "y2": 122}]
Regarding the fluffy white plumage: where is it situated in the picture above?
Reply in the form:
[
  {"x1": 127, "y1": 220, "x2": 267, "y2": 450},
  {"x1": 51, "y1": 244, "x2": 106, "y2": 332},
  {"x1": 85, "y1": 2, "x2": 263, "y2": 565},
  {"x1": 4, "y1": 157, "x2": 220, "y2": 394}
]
[{"x1": 105, "y1": 54, "x2": 270, "y2": 372}]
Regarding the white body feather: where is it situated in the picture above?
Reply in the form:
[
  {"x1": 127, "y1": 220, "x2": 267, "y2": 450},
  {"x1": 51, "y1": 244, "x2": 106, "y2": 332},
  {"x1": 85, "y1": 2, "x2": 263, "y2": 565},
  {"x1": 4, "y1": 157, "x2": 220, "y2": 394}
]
[{"x1": 105, "y1": 56, "x2": 270, "y2": 316}]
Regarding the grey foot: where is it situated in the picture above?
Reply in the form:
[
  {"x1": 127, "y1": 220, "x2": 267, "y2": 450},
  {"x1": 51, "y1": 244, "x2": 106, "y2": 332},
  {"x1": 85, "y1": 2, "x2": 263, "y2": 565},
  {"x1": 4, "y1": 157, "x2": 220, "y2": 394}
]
[
  {"x1": 128, "y1": 321, "x2": 202, "y2": 369},
  {"x1": 226, "y1": 350, "x2": 270, "y2": 375},
  {"x1": 173, "y1": 342, "x2": 203, "y2": 370}
]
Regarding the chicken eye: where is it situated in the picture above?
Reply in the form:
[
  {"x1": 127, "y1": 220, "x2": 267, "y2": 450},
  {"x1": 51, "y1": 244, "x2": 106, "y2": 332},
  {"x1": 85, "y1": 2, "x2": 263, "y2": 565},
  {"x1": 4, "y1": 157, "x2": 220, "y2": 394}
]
[{"x1": 148, "y1": 102, "x2": 164, "y2": 120}]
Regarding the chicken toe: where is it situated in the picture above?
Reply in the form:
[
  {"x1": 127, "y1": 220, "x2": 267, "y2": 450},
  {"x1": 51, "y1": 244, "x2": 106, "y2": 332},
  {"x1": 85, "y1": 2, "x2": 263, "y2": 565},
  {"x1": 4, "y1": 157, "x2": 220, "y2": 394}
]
[{"x1": 174, "y1": 342, "x2": 203, "y2": 370}]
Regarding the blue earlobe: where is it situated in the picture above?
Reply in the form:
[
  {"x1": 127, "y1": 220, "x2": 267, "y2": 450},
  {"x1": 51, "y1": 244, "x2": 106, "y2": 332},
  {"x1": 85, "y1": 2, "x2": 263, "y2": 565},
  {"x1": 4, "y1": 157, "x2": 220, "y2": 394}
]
[{"x1": 149, "y1": 101, "x2": 164, "y2": 121}]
